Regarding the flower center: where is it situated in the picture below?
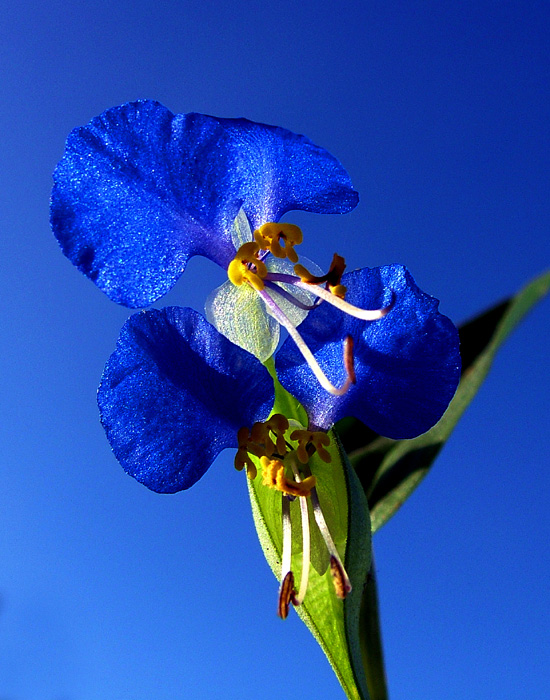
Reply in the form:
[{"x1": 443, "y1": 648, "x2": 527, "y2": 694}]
[
  {"x1": 235, "y1": 414, "x2": 352, "y2": 618},
  {"x1": 227, "y1": 221, "x2": 393, "y2": 397}
]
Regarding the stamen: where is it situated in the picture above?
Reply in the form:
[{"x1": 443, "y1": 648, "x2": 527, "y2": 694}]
[
  {"x1": 254, "y1": 223, "x2": 303, "y2": 263},
  {"x1": 261, "y1": 456, "x2": 316, "y2": 498},
  {"x1": 277, "y1": 570, "x2": 296, "y2": 619},
  {"x1": 294, "y1": 281, "x2": 394, "y2": 321},
  {"x1": 295, "y1": 495, "x2": 310, "y2": 606},
  {"x1": 310, "y1": 486, "x2": 352, "y2": 599},
  {"x1": 344, "y1": 336, "x2": 356, "y2": 385},
  {"x1": 265, "y1": 414, "x2": 289, "y2": 455},
  {"x1": 258, "y1": 289, "x2": 356, "y2": 397},
  {"x1": 265, "y1": 272, "x2": 393, "y2": 321},
  {"x1": 330, "y1": 555, "x2": 352, "y2": 600},
  {"x1": 278, "y1": 496, "x2": 295, "y2": 619},
  {"x1": 290, "y1": 429, "x2": 332, "y2": 464},
  {"x1": 234, "y1": 415, "x2": 292, "y2": 482},
  {"x1": 228, "y1": 242, "x2": 268, "y2": 290},
  {"x1": 294, "y1": 253, "x2": 346, "y2": 287},
  {"x1": 287, "y1": 455, "x2": 311, "y2": 606},
  {"x1": 234, "y1": 427, "x2": 257, "y2": 478},
  {"x1": 281, "y1": 496, "x2": 292, "y2": 580},
  {"x1": 250, "y1": 421, "x2": 276, "y2": 457}
]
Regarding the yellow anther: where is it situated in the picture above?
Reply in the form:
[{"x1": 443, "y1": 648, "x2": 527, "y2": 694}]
[
  {"x1": 265, "y1": 414, "x2": 290, "y2": 455},
  {"x1": 260, "y1": 457, "x2": 316, "y2": 497},
  {"x1": 329, "y1": 284, "x2": 347, "y2": 299},
  {"x1": 234, "y1": 427, "x2": 257, "y2": 477},
  {"x1": 228, "y1": 242, "x2": 268, "y2": 290},
  {"x1": 234, "y1": 448, "x2": 257, "y2": 479},
  {"x1": 237, "y1": 426, "x2": 250, "y2": 447},
  {"x1": 250, "y1": 421, "x2": 276, "y2": 457},
  {"x1": 290, "y1": 430, "x2": 332, "y2": 464},
  {"x1": 254, "y1": 223, "x2": 303, "y2": 263}
]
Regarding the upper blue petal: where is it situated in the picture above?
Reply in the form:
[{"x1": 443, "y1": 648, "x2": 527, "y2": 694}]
[
  {"x1": 275, "y1": 266, "x2": 461, "y2": 438},
  {"x1": 51, "y1": 100, "x2": 358, "y2": 307},
  {"x1": 213, "y1": 115, "x2": 359, "y2": 230},
  {"x1": 98, "y1": 306, "x2": 274, "y2": 493}
]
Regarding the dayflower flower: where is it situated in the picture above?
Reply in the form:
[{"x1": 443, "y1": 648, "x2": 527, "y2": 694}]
[
  {"x1": 232, "y1": 264, "x2": 461, "y2": 616},
  {"x1": 51, "y1": 100, "x2": 461, "y2": 616}
]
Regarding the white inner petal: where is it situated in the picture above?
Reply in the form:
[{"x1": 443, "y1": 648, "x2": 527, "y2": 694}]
[{"x1": 205, "y1": 281, "x2": 279, "y2": 362}]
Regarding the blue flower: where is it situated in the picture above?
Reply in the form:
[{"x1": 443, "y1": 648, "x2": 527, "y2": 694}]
[
  {"x1": 51, "y1": 100, "x2": 358, "y2": 309},
  {"x1": 53, "y1": 101, "x2": 461, "y2": 496}
]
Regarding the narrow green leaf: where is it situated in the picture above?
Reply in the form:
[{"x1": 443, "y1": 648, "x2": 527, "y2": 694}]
[
  {"x1": 336, "y1": 269, "x2": 550, "y2": 533},
  {"x1": 247, "y1": 375, "x2": 372, "y2": 700},
  {"x1": 358, "y1": 555, "x2": 388, "y2": 700}
]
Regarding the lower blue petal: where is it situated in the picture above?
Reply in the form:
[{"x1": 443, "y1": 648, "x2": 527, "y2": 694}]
[
  {"x1": 276, "y1": 266, "x2": 461, "y2": 438},
  {"x1": 98, "y1": 307, "x2": 274, "y2": 492}
]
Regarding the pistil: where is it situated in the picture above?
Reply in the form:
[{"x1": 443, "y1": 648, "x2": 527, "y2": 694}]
[
  {"x1": 310, "y1": 486, "x2": 352, "y2": 598},
  {"x1": 278, "y1": 495, "x2": 295, "y2": 619}
]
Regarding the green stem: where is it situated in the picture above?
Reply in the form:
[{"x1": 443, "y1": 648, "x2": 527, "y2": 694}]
[{"x1": 359, "y1": 553, "x2": 389, "y2": 700}]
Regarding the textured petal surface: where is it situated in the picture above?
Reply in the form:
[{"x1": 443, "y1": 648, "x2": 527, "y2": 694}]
[
  {"x1": 98, "y1": 307, "x2": 274, "y2": 493},
  {"x1": 276, "y1": 266, "x2": 461, "y2": 438},
  {"x1": 51, "y1": 101, "x2": 239, "y2": 307},
  {"x1": 51, "y1": 100, "x2": 358, "y2": 307},
  {"x1": 215, "y1": 117, "x2": 359, "y2": 230}
]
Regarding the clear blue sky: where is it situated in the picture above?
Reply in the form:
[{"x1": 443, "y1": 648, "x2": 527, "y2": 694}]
[{"x1": 1, "y1": 1, "x2": 549, "y2": 698}]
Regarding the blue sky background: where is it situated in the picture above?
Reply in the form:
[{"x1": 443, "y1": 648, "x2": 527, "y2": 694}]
[{"x1": 1, "y1": 1, "x2": 549, "y2": 698}]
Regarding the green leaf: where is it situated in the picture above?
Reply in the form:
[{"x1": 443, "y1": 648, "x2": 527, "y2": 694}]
[
  {"x1": 358, "y1": 556, "x2": 388, "y2": 700},
  {"x1": 335, "y1": 269, "x2": 550, "y2": 533},
  {"x1": 248, "y1": 370, "x2": 372, "y2": 700}
]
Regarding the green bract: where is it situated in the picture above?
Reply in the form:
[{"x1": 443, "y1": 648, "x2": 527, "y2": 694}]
[{"x1": 248, "y1": 372, "x2": 372, "y2": 700}]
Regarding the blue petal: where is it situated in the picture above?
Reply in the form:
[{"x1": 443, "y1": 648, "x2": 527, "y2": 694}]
[
  {"x1": 51, "y1": 100, "x2": 358, "y2": 307},
  {"x1": 275, "y1": 266, "x2": 461, "y2": 438},
  {"x1": 212, "y1": 116, "x2": 359, "y2": 230},
  {"x1": 51, "y1": 101, "x2": 240, "y2": 308},
  {"x1": 98, "y1": 307, "x2": 274, "y2": 493}
]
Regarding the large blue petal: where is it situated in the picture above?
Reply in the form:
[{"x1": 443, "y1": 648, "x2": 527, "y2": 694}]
[
  {"x1": 51, "y1": 101, "x2": 240, "y2": 308},
  {"x1": 276, "y1": 266, "x2": 461, "y2": 438},
  {"x1": 51, "y1": 100, "x2": 358, "y2": 307},
  {"x1": 98, "y1": 307, "x2": 274, "y2": 493}
]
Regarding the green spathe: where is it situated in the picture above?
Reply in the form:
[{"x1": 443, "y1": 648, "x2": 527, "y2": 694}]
[{"x1": 248, "y1": 368, "x2": 372, "y2": 700}]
